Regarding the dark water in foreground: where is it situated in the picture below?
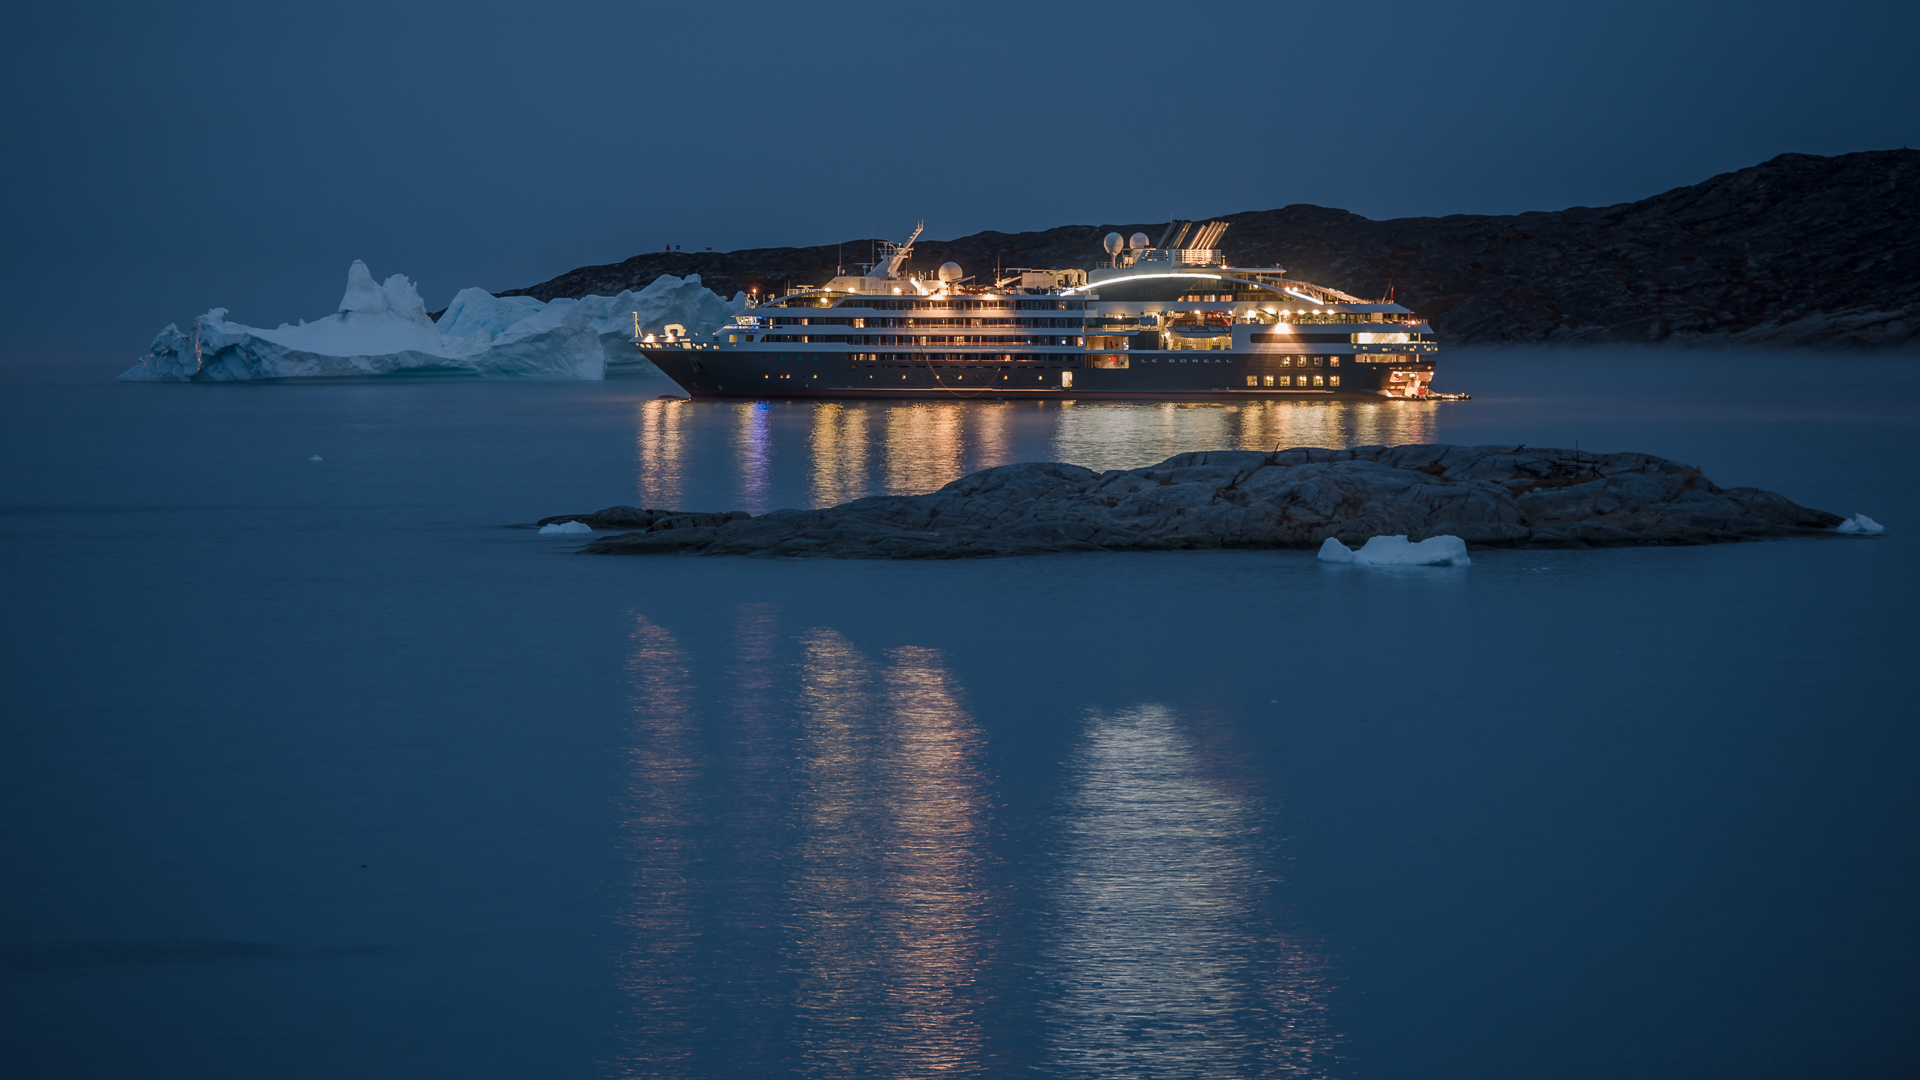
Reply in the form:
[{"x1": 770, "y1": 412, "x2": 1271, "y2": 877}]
[{"x1": 2, "y1": 349, "x2": 1916, "y2": 1078}]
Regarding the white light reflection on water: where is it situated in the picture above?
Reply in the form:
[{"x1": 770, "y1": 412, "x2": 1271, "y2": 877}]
[
  {"x1": 733, "y1": 403, "x2": 774, "y2": 509},
  {"x1": 1044, "y1": 705, "x2": 1335, "y2": 1078},
  {"x1": 613, "y1": 616, "x2": 703, "y2": 1077}
]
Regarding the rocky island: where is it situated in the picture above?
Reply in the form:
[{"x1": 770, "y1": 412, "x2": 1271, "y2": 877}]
[{"x1": 536, "y1": 444, "x2": 1858, "y2": 559}]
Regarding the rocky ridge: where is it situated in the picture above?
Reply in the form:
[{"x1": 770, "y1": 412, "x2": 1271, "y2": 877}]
[
  {"x1": 542, "y1": 444, "x2": 1849, "y2": 559},
  {"x1": 502, "y1": 150, "x2": 1917, "y2": 350}
]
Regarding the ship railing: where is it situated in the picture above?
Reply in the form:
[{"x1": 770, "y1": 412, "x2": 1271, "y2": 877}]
[{"x1": 1127, "y1": 248, "x2": 1223, "y2": 267}]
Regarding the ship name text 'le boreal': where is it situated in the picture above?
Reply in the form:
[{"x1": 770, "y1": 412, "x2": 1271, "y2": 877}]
[{"x1": 639, "y1": 221, "x2": 1444, "y2": 401}]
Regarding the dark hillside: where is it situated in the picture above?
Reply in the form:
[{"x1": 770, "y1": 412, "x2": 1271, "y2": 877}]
[{"x1": 503, "y1": 150, "x2": 1917, "y2": 348}]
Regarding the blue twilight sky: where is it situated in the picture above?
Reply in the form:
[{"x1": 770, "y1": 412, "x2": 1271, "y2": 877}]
[{"x1": 2, "y1": 0, "x2": 1915, "y2": 361}]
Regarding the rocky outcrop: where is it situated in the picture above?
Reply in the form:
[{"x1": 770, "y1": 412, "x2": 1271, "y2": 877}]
[
  {"x1": 536, "y1": 507, "x2": 748, "y2": 531},
  {"x1": 502, "y1": 150, "x2": 1918, "y2": 350},
  {"x1": 560, "y1": 445, "x2": 1848, "y2": 559}
]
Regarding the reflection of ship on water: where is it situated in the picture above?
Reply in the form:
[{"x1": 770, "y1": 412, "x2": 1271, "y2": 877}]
[
  {"x1": 616, "y1": 605, "x2": 996, "y2": 1077},
  {"x1": 1044, "y1": 704, "x2": 1335, "y2": 1076},
  {"x1": 641, "y1": 220, "x2": 1448, "y2": 402},
  {"x1": 1050, "y1": 398, "x2": 1438, "y2": 475},
  {"x1": 637, "y1": 393, "x2": 1435, "y2": 511},
  {"x1": 789, "y1": 633, "x2": 991, "y2": 1077}
]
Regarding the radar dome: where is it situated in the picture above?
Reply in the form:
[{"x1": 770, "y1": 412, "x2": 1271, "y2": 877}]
[
  {"x1": 1129, "y1": 232, "x2": 1150, "y2": 251},
  {"x1": 937, "y1": 262, "x2": 963, "y2": 283},
  {"x1": 1103, "y1": 232, "x2": 1124, "y2": 255}
]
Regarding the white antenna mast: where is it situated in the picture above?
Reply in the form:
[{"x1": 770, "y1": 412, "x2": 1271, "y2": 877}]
[{"x1": 875, "y1": 221, "x2": 923, "y2": 279}]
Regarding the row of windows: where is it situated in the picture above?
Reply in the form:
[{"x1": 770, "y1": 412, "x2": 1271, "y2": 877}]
[
  {"x1": 856, "y1": 362, "x2": 1070, "y2": 370},
  {"x1": 747, "y1": 334, "x2": 1083, "y2": 346},
  {"x1": 849, "y1": 371, "x2": 1075, "y2": 385},
  {"x1": 769, "y1": 317, "x2": 1083, "y2": 329},
  {"x1": 847, "y1": 353, "x2": 1068, "y2": 363},
  {"x1": 819, "y1": 298, "x2": 1085, "y2": 311},
  {"x1": 1248, "y1": 374, "x2": 1339, "y2": 387},
  {"x1": 1249, "y1": 333, "x2": 1432, "y2": 344}
]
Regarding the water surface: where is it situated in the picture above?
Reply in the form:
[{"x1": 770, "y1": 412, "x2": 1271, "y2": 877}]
[{"x1": 2, "y1": 348, "x2": 1915, "y2": 1078}]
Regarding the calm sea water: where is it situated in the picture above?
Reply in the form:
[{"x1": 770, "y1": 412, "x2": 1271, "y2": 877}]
[{"x1": 2, "y1": 349, "x2": 1916, "y2": 1078}]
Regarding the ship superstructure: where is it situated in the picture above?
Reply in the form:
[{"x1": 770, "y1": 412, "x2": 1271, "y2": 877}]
[{"x1": 638, "y1": 221, "x2": 1442, "y2": 400}]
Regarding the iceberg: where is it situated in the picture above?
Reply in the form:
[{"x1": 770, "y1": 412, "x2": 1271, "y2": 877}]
[
  {"x1": 538, "y1": 521, "x2": 593, "y2": 536},
  {"x1": 1318, "y1": 534, "x2": 1473, "y2": 566},
  {"x1": 121, "y1": 261, "x2": 747, "y2": 383},
  {"x1": 1834, "y1": 514, "x2": 1885, "y2": 535}
]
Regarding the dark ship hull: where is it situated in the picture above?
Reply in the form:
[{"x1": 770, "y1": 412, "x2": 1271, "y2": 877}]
[{"x1": 641, "y1": 346, "x2": 1437, "y2": 401}]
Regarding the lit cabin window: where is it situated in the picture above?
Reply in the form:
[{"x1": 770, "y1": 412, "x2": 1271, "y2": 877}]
[
  {"x1": 1330, "y1": 375, "x2": 1340, "y2": 386},
  {"x1": 1245, "y1": 375, "x2": 1257, "y2": 386},
  {"x1": 1281, "y1": 357, "x2": 1292, "y2": 367},
  {"x1": 1062, "y1": 371, "x2": 1073, "y2": 387},
  {"x1": 1330, "y1": 357, "x2": 1339, "y2": 366},
  {"x1": 1313, "y1": 375, "x2": 1325, "y2": 386},
  {"x1": 1262, "y1": 375, "x2": 1275, "y2": 386},
  {"x1": 1279, "y1": 375, "x2": 1291, "y2": 386}
]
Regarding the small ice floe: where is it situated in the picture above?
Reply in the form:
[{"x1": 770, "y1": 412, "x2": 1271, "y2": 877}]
[
  {"x1": 1318, "y1": 534, "x2": 1472, "y2": 567},
  {"x1": 309, "y1": 455, "x2": 322, "y2": 461},
  {"x1": 1834, "y1": 514, "x2": 1884, "y2": 535},
  {"x1": 538, "y1": 521, "x2": 592, "y2": 536}
]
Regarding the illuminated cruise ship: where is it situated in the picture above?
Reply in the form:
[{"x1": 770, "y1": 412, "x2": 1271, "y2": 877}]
[{"x1": 638, "y1": 221, "x2": 1443, "y2": 400}]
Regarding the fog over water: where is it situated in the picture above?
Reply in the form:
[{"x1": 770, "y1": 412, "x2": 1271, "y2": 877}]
[{"x1": 2, "y1": 349, "x2": 1915, "y2": 1078}]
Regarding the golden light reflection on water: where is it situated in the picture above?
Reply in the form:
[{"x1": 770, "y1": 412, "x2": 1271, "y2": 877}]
[
  {"x1": 884, "y1": 403, "x2": 969, "y2": 495},
  {"x1": 616, "y1": 610, "x2": 995, "y2": 1076},
  {"x1": 634, "y1": 399, "x2": 685, "y2": 508},
  {"x1": 1045, "y1": 704, "x2": 1335, "y2": 1077},
  {"x1": 613, "y1": 603, "x2": 1330, "y2": 1075},
  {"x1": 1052, "y1": 400, "x2": 1440, "y2": 474},
  {"x1": 790, "y1": 631, "x2": 990, "y2": 1077},
  {"x1": 808, "y1": 404, "x2": 870, "y2": 507},
  {"x1": 636, "y1": 398, "x2": 1437, "y2": 510}
]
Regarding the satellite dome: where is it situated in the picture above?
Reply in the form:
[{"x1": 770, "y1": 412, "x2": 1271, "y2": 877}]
[
  {"x1": 1103, "y1": 232, "x2": 1124, "y2": 255},
  {"x1": 1129, "y1": 232, "x2": 1151, "y2": 251},
  {"x1": 937, "y1": 262, "x2": 963, "y2": 283}
]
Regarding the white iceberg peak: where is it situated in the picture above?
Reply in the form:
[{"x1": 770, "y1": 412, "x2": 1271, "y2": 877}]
[
  {"x1": 338, "y1": 259, "x2": 386, "y2": 314},
  {"x1": 1318, "y1": 534, "x2": 1472, "y2": 567},
  {"x1": 1835, "y1": 514, "x2": 1884, "y2": 535}
]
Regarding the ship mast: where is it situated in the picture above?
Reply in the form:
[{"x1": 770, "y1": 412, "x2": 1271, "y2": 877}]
[{"x1": 876, "y1": 221, "x2": 922, "y2": 279}]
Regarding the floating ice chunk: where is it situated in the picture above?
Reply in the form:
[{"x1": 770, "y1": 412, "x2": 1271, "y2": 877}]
[
  {"x1": 308, "y1": 455, "x2": 322, "y2": 462},
  {"x1": 1835, "y1": 514, "x2": 1884, "y2": 535},
  {"x1": 1316, "y1": 537, "x2": 1356, "y2": 563},
  {"x1": 538, "y1": 521, "x2": 592, "y2": 536},
  {"x1": 1318, "y1": 534, "x2": 1472, "y2": 566}
]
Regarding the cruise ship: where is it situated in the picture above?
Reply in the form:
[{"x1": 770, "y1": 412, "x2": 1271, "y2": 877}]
[{"x1": 637, "y1": 221, "x2": 1443, "y2": 401}]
